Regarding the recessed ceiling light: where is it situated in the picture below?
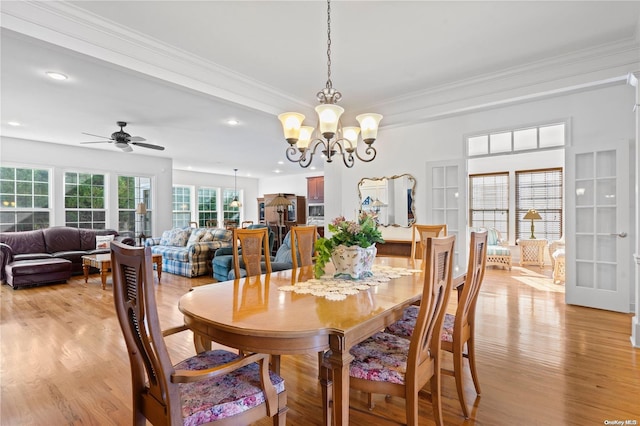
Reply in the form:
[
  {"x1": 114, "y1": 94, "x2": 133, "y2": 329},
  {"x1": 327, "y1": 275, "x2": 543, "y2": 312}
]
[
  {"x1": 226, "y1": 119, "x2": 239, "y2": 126},
  {"x1": 7, "y1": 121, "x2": 21, "y2": 126},
  {"x1": 187, "y1": 166, "x2": 193, "y2": 170},
  {"x1": 277, "y1": 161, "x2": 284, "y2": 165},
  {"x1": 310, "y1": 166, "x2": 316, "y2": 170},
  {"x1": 45, "y1": 71, "x2": 68, "y2": 80},
  {"x1": 274, "y1": 169, "x2": 281, "y2": 174}
]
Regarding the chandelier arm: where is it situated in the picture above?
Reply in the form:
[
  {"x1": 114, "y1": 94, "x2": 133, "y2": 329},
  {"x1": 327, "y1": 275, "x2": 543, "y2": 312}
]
[{"x1": 354, "y1": 144, "x2": 377, "y2": 163}]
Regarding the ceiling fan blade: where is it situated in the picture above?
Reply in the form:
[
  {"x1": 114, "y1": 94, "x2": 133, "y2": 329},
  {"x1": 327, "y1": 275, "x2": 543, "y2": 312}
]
[
  {"x1": 120, "y1": 145, "x2": 133, "y2": 152},
  {"x1": 129, "y1": 136, "x2": 146, "y2": 142},
  {"x1": 131, "y1": 142, "x2": 165, "y2": 151},
  {"x1": 81, "y1": 132, "x2": 112, "y2": 139},
  {"x1": 80, "y1": 140, "x2": 111, "y2": 144}
]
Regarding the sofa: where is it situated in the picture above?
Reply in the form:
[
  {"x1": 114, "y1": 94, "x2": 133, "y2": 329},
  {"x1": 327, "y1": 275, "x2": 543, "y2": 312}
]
[
  {"x1": 212, "y1": 225, "x2": 292, "y2": 281},
  {"x1": 0, "y1": 226, "x2": 134, "y2": 289},
  {"x1": 145, "y1": 227, "x2": 233, "y2": 277}
]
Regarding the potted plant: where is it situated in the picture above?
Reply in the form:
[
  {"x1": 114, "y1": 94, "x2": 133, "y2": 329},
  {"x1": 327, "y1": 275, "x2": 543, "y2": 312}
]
[{"x1": 314, "y1": 212, "x2": 385, "y2": 279}]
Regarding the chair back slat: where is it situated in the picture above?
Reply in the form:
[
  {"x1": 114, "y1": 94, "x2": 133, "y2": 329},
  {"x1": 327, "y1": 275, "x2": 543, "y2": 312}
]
[
  {"x1": 111, "y1": 241, "x2": 182, "y2": 425},
  {"x1": 291, "y1": 225, "x2": 317, "y2": 269},
  {"x1": 407, "y1": 235, "x2": 455, "y2": 383},
  {"x1": 411, "y1": 224, "x2": 447, "y2": 260},
  {"x1": 458, "y1": 231, "x2": 488, "y2": 324},
  {"x1": 234, "y1": 228, "x2": 272, "y2": 278}
]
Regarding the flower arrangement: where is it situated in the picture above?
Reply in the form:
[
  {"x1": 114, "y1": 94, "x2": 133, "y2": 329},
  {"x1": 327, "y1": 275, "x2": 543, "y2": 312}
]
[{"x1": 314, "y1": 212, "x2": 385, "y2": 278}]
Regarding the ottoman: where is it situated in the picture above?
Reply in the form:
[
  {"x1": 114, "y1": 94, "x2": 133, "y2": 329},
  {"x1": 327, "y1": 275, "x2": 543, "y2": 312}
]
[{"x1": 5, "y1": 258, "x2": 72, "y2": 289}]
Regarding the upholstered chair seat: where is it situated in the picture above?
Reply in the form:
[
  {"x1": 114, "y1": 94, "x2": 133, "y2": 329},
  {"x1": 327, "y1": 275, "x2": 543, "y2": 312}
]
[
  {"x1": 386, "y1": 306, "x2": 455, "y2": 343},
  {"x1": 176, "y1": 350, "x2": 285, "y2": 424}
]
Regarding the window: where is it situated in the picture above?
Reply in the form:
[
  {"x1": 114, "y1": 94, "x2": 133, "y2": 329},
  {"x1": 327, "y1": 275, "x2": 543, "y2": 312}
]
[
  {"x1": 197, "y1": 187, "x2": 218, "y2": 227},
  {"x1": 222, "y1": 189, "x2": 240, "y2": 228},
  {"x1": 468, "y1": 122, "x2": 565, "y2": 157},
  {"x1": 0, "y1": 166, "x2": 50, "y2": 232},
  {"x1": 172, "y1": 186, "x2": 192, "y2": 228},
  {"x1": 64, "y1": 172, "x2": 106, "y2": 229},
  {"x1": 516, "y1": 168, "x2": 563, "y2": 241},
  {"x1": 118, "y1": 176, "x2": 152, "y2": 237},
  {"x1": 469, "y1": 173, "x2": 509, "y2": 238}
]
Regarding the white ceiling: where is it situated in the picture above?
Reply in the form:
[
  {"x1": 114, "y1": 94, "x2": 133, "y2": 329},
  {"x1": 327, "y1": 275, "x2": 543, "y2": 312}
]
[{"x1": 2, "y1": 1, "x2": 639, "y2": 178}]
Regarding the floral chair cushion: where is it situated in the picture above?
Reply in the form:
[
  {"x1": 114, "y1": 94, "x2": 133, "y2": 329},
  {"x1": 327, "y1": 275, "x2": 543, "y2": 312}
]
[
  {"x1": 385, "y1": 308, "x2": 454, "y2": 343},
  {"x1": 174, "y1": 349, "x2": 285, "y2": 426}
]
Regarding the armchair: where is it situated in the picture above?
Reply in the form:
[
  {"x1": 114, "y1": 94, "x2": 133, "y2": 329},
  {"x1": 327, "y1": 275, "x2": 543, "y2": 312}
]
[
  {"x1": 549, "y1": 235, "x2": 565, "y2": 283},
  {"x1": 485, "y1": 228, "x2": 512, "y2": 270}
]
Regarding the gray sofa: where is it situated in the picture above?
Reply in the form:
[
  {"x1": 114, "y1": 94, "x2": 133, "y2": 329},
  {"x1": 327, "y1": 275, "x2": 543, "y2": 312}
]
[{"x1": 0, "y1": 226, "x2": 134, "y2": 289}]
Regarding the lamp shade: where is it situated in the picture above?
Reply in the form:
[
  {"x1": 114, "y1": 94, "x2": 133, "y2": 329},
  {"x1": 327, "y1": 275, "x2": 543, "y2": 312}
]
[
  {"x1": 278, "y1": 112, "x2": 305, "y2": 142},
  {"x1": 135, "y1": 202, "x2": 147, "y2": 215},
  {"x1": 315, "y1": 104, "x2": 344, "y2": 136},
  {"x1": 267, "y1": 194, "x2": 292, "y2": 208},
  {"x1": 297, "y1": 126, "x2": 314, "y2": 150},
  {"x1": 229, "y1": 198, "x2": 242, "y2": 208},
  {"x1": 342, "y1": 126, "x2": 360, "y2": 149},
  {"x1": 523, "y1": 209, "x2": 542, "y2": 220},
  {"x1": 356, "y1": 113, "x2": 383, "y2": 141}
]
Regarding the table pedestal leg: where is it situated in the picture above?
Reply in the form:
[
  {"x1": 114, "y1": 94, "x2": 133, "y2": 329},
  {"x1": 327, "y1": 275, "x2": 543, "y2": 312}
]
[{"x1": 83, "y1": 263, "x2": 89, "y2": 283}]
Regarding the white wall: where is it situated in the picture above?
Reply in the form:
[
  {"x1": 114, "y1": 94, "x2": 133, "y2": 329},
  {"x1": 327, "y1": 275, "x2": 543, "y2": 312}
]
[
  {"x1": 0, "y1": 137, "x2": 174, "y2": 236},
  {"x1": 327, "y1": 83, "x2": 635, "y2": 241},
  {"x1": 259, "y1": 171, "x2": 323, "y2": 198}
]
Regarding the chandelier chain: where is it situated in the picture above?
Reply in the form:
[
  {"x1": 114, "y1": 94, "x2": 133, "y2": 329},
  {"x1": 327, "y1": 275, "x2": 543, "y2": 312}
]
[{"x1": 326, "y1": 0, "x2": 332, "y2": 90}]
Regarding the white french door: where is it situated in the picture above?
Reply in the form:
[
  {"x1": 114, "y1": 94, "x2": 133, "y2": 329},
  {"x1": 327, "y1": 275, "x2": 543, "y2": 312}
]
[
  {"x1": 426, "y1": 160, "x2": 466, "y2": 274},
  {"x1": 565, "y1": 140, "x2": 631, "y2": 313}
]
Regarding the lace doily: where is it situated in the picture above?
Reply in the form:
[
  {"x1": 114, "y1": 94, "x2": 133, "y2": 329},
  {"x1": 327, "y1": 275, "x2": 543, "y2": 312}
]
[{"x1": 278, "y1": 264, "x2": 421, "y2": 301}]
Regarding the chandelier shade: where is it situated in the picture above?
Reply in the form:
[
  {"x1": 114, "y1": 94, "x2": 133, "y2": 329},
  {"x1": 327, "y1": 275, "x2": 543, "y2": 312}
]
[
  {"x1": 229, "y1": 168, "x2": 242, "y2": 208},
  {"x1": 278, "y1": 0, "x2": 382, "y2": 168}
]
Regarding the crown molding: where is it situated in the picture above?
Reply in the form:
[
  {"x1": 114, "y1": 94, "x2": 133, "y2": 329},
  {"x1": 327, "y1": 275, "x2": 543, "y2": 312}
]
[
  {"x1": 2, "y1": 1, "x2": 638, "y2": 127},
  {"x1": 0, "y1": 0, "x2": 313, "y2": 116}
]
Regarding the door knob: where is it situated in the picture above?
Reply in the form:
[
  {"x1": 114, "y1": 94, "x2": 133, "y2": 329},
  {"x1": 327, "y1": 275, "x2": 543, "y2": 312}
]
[{"x1": 609, "y1": 232, "x2": 628, "y2": 238}]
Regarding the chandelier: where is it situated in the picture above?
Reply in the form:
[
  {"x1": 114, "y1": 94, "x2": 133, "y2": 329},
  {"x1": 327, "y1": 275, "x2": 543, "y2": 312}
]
[
  {"x1": 229, "y1": 168, "x2": 242, "y2": 208},
  {"x1": 278, "y1": 0, "x2": 382, "y2": 168}
]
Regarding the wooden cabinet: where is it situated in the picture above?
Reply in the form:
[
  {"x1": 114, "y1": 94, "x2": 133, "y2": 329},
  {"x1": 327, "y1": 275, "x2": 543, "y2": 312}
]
[
  {"x1": 257, "y1": 198, "x2": 265, "y2": 223},
  {"x1": 376, "y1": 240, "x2": 412, "y2": 257},
  {"x1": 307, "y1": 176, "x2": 324, "y2": 203},
  {"x1": 263, "y1": 194, "x2": 306, "y2": 225}
]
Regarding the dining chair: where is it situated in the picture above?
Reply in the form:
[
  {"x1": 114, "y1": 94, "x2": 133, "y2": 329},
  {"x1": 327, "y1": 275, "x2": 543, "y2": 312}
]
[
  {"x1": 290, "y1": 225, "x2": 317, "y2": 269},
  {"x1": 321, "y1": 235, "x2": 456, "y2": 426},
  {"x1": 110, "y1": 241, "x2": 287, "y2": 426},
  {"x1": 233, "y1": 227, "x2": 272, "y2": 278},
  {"x1": 386, "y1": 230, "x2": 488, "y2": 418},
  {"x1": 241, "y1": 220, "x2": 254, "y2": 228},
  {"x1": 410, "y1": 224, "x2": 447, "y2": 261}
]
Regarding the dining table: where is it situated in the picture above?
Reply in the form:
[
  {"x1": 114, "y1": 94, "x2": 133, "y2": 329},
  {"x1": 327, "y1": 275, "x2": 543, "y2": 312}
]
[{"x1": 178, "y1": 256, "x2": 455, "y2": 426}]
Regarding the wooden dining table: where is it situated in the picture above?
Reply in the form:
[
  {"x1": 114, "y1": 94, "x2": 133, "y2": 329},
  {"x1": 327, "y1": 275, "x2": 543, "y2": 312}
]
[{"x1": 178, "y1": 256, "x2": 430, "y2": 426}]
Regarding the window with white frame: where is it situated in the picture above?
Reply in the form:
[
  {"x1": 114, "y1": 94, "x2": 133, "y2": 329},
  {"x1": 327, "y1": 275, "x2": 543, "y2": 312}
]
[
  {"x1": 64, "y1": 172, "x2": 106, "y2": 229},
  {"x1": 469, "y1": 173, "x2": 509, "y2": 238},
  {"x1": 172, "y1": 186, "x2": 192, "y2": 228},
  {"x1": 118, "y1": 176, "x2": 152, "y2": 238},
  {"x1": 222, "y1": 188, "x2": 240, "y2": 228},
  {"x1": 516, "y1": 168, "x2": 563, "y2": 242},
  {"x1": 197, "y1": 187, "x2": 218, "y2": 227},
  {"x1": 0, "y1": 166, "x2": 50, "y2": 232},
  {"x1": 468, "y1": 122, "x2": 565, "y2": 157}
]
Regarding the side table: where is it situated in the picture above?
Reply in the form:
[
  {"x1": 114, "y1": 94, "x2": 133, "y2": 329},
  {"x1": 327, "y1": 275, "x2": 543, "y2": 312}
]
[
  {"x1": 82, "y1": 253, "x2": 163, "y2": 289},
  {"x1": 517, "y1": 239, "x2": 547, "y2": 268}
]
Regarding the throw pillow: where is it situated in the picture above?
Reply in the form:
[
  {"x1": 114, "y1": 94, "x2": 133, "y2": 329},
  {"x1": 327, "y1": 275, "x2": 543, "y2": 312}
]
[
  {"x1": 200, "y1": 230, "x2": 214, "y2": 242},
  {"x1": 160, "y1": 230, "x2": 173, "y2": 246},
  {"x1": 187, "y1": 229, "x2": 205, "y2": 246},
  {"x1": 167, "y1": 229, "x2": 191, "y2": 247},
  {"x1": 96, "y1": 234, "x2": 114, "y2": 250}
]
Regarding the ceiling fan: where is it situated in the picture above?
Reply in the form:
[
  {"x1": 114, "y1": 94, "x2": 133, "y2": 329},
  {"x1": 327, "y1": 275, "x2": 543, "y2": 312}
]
[{"x1": 80, "y1": 121, "x2": 165, "y2": 152}]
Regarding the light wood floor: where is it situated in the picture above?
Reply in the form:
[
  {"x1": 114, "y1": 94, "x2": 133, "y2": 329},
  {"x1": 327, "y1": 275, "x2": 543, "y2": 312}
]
[{"x1": 1, "y1": 264, "x2": 638, "y2": 425}]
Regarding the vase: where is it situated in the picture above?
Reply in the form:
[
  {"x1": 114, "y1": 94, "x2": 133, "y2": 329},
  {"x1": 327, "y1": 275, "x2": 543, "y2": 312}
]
[{"x1": 330, "y1": 244, "x2": 377, "y2": 280}]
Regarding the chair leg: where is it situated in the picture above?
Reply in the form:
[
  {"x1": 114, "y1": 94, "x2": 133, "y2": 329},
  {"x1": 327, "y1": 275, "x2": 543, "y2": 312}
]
[
  {"x1": 467, "y1": 337, "x2": 482, "y2": 395},
  {"x1": 406, "y1": 386, "x2": 419, "y2": 426},
  {"x1": 453, "y1": 343, "x2": 470, "y2": 418},
  {"x1": 430, "y1": 364, "x2": 444, "y2": 426},
  {"x1": 319, "y1": 364, "x2": 333, "y2": 426}
]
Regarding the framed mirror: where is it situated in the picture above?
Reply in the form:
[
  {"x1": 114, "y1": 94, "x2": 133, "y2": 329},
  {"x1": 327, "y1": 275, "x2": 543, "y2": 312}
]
[{"x1": 358, "y1": 174, "x2": 416, "y2": 227}]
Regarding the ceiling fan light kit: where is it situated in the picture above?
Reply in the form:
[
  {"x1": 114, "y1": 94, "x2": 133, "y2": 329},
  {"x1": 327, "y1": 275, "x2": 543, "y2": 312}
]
[
  {"x1": 278, "y1": 0, "x2": 382, "y2": 168},
  {"x1": 80, "y1": 121, "x2": 165, "y2": 152}
]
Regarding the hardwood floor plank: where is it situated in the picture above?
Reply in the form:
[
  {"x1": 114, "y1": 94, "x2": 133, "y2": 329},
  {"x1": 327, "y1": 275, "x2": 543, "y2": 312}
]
[{"x1": 2, "y1": 266, "x2": 638, "y2": 425}]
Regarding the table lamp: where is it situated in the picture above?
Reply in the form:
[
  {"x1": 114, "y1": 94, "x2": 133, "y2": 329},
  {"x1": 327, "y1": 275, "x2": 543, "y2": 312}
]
[
  {"x1": 136, "y1": 202, "x2": 147, "y2": 245},
  {"x1": 523, "y1": 209, "x2": 542, "y2": 239}
]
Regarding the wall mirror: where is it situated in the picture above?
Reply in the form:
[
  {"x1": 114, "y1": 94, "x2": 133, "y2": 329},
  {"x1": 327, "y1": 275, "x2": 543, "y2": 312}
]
[{"x1": 358, "y1": 174, "x2": 416, "y2": 227}]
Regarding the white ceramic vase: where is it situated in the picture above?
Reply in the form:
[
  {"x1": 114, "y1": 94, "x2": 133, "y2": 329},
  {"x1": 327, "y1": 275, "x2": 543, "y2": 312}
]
[{"x1": 330, "y1": 244, "x2": 377, "y2": 280}]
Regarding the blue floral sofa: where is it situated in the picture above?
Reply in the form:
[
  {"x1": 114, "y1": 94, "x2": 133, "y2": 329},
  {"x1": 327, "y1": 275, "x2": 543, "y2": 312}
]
[{"x1": 145, "y1": 227, "x2": 233, "y2": 277}]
